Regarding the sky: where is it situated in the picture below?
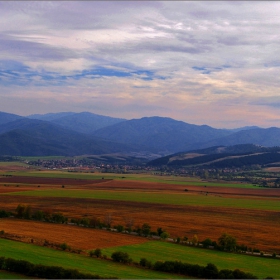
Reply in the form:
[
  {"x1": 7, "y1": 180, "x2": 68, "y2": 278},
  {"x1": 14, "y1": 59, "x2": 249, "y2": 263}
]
[{"x1": 0, "y1": 1, "x2": 280, "y2": 128}]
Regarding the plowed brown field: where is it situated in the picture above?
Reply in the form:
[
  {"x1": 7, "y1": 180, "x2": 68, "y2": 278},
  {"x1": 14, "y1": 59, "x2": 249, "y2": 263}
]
[
  {"x1": 0, "y1": 176, "x2": 111, "y2": 186},
  {"x1": 0, "y1": 219, "x2": 148, "y2": 250},
  {"x1": 0, "y1": 177, "x2": 279, "y2": 253}
]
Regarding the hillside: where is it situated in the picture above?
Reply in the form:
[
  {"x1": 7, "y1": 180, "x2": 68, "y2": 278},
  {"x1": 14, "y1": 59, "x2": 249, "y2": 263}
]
[
  {"x1": 147, "y1": 144, "x2": 280, "y2": 168},
  {"x1": 0, "y1": 112, "x2": 23, "y2": 126},
  {"x1": 195, "y1": 127, "x2": 280, "y2": 149},
  {"x1": 0, "y1": 118, "x2": 139, "y2": 156},
  {"x1": 92, "y1": 117, "x2": 233, "y2": 154}
]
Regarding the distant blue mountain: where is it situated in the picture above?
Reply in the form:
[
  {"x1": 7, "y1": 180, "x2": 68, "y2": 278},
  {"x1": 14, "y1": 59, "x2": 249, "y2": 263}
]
[
  {"x1": 1, "y1": 111, "x2": 280, "y2": 157},
  {"x1": 92, "y1": 116, "x2": 233, "y2": 154},
  {"x1": 28, "y1": 111, "x2": 126, "y2": 134},
  {"x1": 0, "y1": 111, "x2": 24, "y2": 125}
]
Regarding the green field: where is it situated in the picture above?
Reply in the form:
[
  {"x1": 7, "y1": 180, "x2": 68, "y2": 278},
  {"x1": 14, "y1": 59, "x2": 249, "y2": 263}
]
[
  {"x1": 0, "y1": 162, "x2": 29, "y2": 167},
  {"x1": 6, "y1": 188, "x2": 280, "y2": 211},
  {"x1": 0, "y1": 238, "x2": 184, "y2": 279},
  {"x1": 101, "y1": 241, "x2": 280, "y2": 279}
]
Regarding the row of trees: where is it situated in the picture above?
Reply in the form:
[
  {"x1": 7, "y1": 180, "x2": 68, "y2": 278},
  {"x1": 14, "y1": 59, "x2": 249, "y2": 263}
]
[
  {"x1": 0, "y1": 256, "x2": 112, "y2": 279},
  {"x1": 91, "y1": 249, "x2": 258, "y2": 279},
  {"x1": 15, "y1": 204, "x2": 68, "y2": 223}
]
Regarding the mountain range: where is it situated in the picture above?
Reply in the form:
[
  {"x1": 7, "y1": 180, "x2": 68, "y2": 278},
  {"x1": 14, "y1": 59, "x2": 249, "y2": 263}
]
[{"x1": 1, "y1": 111, "x2": 280, "y2": 159}]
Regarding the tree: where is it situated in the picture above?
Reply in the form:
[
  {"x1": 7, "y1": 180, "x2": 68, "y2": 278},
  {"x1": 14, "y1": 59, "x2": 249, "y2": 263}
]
[
  {"x1": 201, "y1": 238, "x2": 212, "y2": 248},
  {"x1": 111, "y1": 251, "x2": 132, "y2": 264},
  {"x1": 115, "y1": 224, "x2": 124, "y2": 232},
  {"x1": 139, "y1": 258, "x2": 152, "y2": 268},
  {"x1": 192, "y1": 234, "x2": 199, "y2": 246},
  {"x1": 124, "y1": 217, "x2": 134, "y2": 232},
  {"x1": 89, "y1": 248, "x2": 102, "y2": 258},
  {"x1": 160, "y1": 231, "x2": 170, "y2": 240},
  {"x1": 51, "y1": 212, "x2": 67, "y2": 224},
  {"x1": 218, "y1": 233, "x2": 237, "y2": 251},
  {"x1": 15, "y1": 204, "x2": 31, "y2": 219},
  {"x1": 32, "y1": 210, "x2": 44, "y2": 221},
  {"x1": 203, "y1": 263, "x2": 219, "y2": 279},
  {"x1": 60, "y1": 243, "x2": 71, "y2": 251},
  {"x1": 157, "y1": 227, "x2": 164, "y2": 236},
  {"x1": 104, "y1": 213, "x2": 112, "y2": 228},
  {"x1": 141, "y1": 223, "x2": 151, "y2": 236}
]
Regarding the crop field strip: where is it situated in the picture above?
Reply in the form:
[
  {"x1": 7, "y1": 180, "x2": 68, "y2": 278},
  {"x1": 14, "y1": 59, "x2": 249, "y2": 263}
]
[
  {"x1": 0, "y1": 238, "x2": 184, "y2": 279},
  {"x1": 6, "y1": 188, "x2": 280, "y2": 211},
  {"x1": 0, "y1": 193, "x2": 279, "y2": 253},
  {"x1": 101, "y1": 241, "x2": 280, "y2": 279},
  {"x1": 0, "y1": 219, "x2": 148, "y2": 250},
  {"x1": 0, "y1": 170, "x2": 262, "y2": 188},
  {"x1": 0, "y1": 173, "x2": 279, "y2": 253},
  {"x1": 0, "y1": 177, "x2": 279, "y2": 253},
  {"x1": 0, "y1": 218, "x2": 279, "y2": 279}
]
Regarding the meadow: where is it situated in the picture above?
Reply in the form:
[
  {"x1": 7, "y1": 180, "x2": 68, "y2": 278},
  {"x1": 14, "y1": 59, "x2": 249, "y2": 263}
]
[
  {"x1": 102, "y1": 241, "x2": 280, "y2": 279},
  {"x1": 0, "y1": 238, "x2": 181, "y2": 279}
]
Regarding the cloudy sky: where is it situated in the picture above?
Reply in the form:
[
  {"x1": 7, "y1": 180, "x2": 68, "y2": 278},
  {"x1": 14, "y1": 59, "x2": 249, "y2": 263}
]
[{"x1": 1, "y1": 1, "x2": 280, "y2": 128}]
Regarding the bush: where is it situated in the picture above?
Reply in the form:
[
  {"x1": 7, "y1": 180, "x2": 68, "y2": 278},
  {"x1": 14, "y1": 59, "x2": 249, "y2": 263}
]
[
  {"x1": 89, "y1": 248, "x2": 102, "y2": 258},
  {"x1": 111, "y1": 251, "x2": 132, "y2": 264},
  {"x1": 60, "y1": 242, "x2": 71, "y2": 251},
  {"x1": 201, "y1": 238, "x2": 213, "y2": 248},
  {"x1": 218, "y1": 233, "x2": 237, "y2": 251},
  {"x1": 139, "y1": 258, "x2": 152, "y2": 268},
  {"x1": 0, "y1": 210, "x2": 10, "y2": 218},
  {"x1": 203, "y1": 263, "x2": 219, "y2": 279},
  {"x1": 115, "y1": 224, "x2": 124, "y2": 232}
]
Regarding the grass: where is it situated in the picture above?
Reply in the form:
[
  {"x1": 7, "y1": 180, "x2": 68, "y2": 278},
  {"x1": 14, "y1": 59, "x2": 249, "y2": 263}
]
[
  {"x1": 0, "y1": 270, "x2": 32, "y2": 279},
  {"x1": 6, "y1": 189, "x2": 280, "y2": 211},
  {"x1": 0, "y1": 238, "x2": 184, "y2": 279},
  {"x1": 0, "y1": 162, "x2": 28, "y2": 167},
  {"x1": 101, "y1": 241, "x2": 280, "y2": 279}
]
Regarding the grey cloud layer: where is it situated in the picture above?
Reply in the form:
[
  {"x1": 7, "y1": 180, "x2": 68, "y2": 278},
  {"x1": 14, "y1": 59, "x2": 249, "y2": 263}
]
[{"x1": 0, "y1": 1, "x2": 280, "y2": 128}]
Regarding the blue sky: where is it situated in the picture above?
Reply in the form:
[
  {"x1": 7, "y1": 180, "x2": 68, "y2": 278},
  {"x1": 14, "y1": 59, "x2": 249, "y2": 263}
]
[{"x1": 1, "y1": 1, "x2": 280, "y2": 128}]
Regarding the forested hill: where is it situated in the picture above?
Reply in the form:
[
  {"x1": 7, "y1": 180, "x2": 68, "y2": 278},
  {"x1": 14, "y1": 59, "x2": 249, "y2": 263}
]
[{"x1": 147, "y1": 144, "x2": 280, "y2": 168}]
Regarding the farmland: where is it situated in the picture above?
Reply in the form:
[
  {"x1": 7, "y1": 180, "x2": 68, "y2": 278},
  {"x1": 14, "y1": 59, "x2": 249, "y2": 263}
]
[
  {"x1": 0, "y1": 163, "x2": 279, "y2": 278},
  {"x1": 101, "y1": 241, "x2": 280, "y2": 279},
  {"x1": 0, "y1": 238, "x2": 179, "y2": 279}
]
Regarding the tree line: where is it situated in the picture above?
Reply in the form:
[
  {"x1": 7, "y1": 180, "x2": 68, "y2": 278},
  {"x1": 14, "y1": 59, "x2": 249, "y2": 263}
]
[
  {"x1": 90, "y1": 249, "x2": 260, "y2": 279},
  {"x1": 0, "y1": 256, "x2": 115, "y2": 279}
]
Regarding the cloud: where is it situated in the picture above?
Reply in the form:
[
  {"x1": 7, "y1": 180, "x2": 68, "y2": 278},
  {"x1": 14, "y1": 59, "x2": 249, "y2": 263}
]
[{"x1": 0, "y1": 1, "x2": 280, "y2": 128}]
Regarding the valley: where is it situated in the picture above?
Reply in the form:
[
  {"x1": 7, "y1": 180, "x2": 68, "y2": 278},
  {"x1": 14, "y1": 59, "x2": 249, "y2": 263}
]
[{"x1": 0, "y1": 161, "x2": 279, "y2": 279}]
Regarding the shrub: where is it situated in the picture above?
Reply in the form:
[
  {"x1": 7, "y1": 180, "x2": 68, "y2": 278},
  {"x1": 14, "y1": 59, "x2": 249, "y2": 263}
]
[
  {"x1": 60, "y1": 242, "x2": 71, "y2": 251},
  {"x1": 90, "y1": 248, "x2": 102, "y2": 258},
  {"x1": 115, "y1": 224, "x2": 124, "y2": 232},
  {"x1": 139, "y1": 258, "x2": 152, "y2": 268},
  {"x1": 201, "y1": 238, "x2": 213, "y2": 248},
  {"x1": 0, "y1": 210, "x2": 10, "y2": 218},
  {"x1": 111, "y1": 251, "x2": 132, "y2": 264},
  {"x1": 203, "y1": 263, "x2": 219, "y2": 279}
]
